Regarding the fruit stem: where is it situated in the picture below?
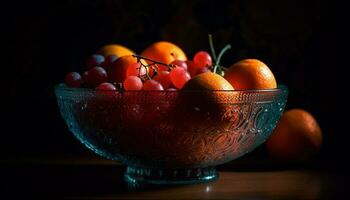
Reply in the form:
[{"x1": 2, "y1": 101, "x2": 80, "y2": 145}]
[
  {"x1": 208, "y1": 34, "x2": 217, "y2": 61},
  {"x1": 133, "y1": 54, "x2": 177, "y2": 80},
  {"x1": 216, "y1": 44, "x2": 231, "y2": 65},
  {"x1": 213, "y1": 44, "x2": 231, "y2": 73},
  {"x1": 133, "y1": 55, "x2": 152, "y2": 80},
  {"x1": 132, "y1": 55, "x2": 174, "y2": 68}
]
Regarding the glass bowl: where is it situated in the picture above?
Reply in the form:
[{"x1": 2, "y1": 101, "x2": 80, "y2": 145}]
[{"x1": 54, "y1": 84, "x2": 288, "y2": 185}]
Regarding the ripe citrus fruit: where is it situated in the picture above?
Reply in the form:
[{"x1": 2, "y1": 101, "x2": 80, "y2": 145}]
[
  {"x1": 177, "y1": 72, "x2": 234, "y2": 130},
  {"x1": 224, "y1": 59, "x2": 277, "y2": 90},
  {"x1": 141, "y1": 41, "x2": 187, "y2": 69},
  {"x1": 182, "y1": 72, "x2": 234, "y2": 91},
  {"x1": 266, "y1": 109, "x2": 322, "y2": 161},
  {"x1": 98, "y1": 44, "x2": 135, "y2": 58}
]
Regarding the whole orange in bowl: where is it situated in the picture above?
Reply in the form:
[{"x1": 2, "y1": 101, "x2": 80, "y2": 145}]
[
  {"x1": 141, "y1": 41, "x2": 187, "y2": 71},
  {"x1": 98, "y1": 44, "x2": 135, "y2": 58},
  {"x1": 266, "y1": 109, "x2": 322, "y2": 161},
  {"x1": 224, "y1": 59, "x2": 277, "y2": 90},
  {"x1": 182, "y1": 72, "x2": 234, "y2": 91},
  {"x1": 176, "y1": 72, "x2": 235, "y2": 128}
]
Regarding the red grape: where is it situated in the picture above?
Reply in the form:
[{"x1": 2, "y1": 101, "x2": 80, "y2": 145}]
[
  {"x1": 126, "y1": 62, "x2": 146, "y2": 77},
  {"x1": 65, "y1": 72, "x2": 83, "y2": 88},
  {"x1": 124, "y1": 76, "x2": 143, "y2": 90},
  {"x1": 196, "y1": 66, "x2": 210, "y2": 75},
  {"x1": 193, "y1": 51, "x2": 212, "y2": 68},
  {"x1": 82, "y1": 71, "x2": 89, "y2": 84},
  {"x1": 167, "y1": 88, "x2": 177, "y2": 91},
  {"x1": 170, "y1": 67, "x2": 191, "y2": 89},
  {"x1": 96, "y1": 82, "x2": 116, "y2": 90},
  {"x1": 170, "y1": 60, "x2": 188, "y2": 71},
  {"x1": 153, "y1": 71, "x2": 171, "y2": 89},
  {"x1": 83, "y1": 66, "x2": 108, "y2": 88},
  {"x1": 102, "y1": 55, "x2": 118, "y2": 69},
  {"x1": 158, "y1": 66, "x2": 169, "y2": 71},
  {"x1": 186, "y1": 60, "x2": 198, "y2": 77},
  {"x1": 95, "y1": 82, "x2": 118, "y2": 99},
  {"x1": 142, "y1": 80, "x2": 164, "y2": 91},
  {"x1": 86, "y1": 54, "x2": 105, "y2": 69},
  {"x1": 186, "y1": 60, "x2": 210, "y2": 77}
]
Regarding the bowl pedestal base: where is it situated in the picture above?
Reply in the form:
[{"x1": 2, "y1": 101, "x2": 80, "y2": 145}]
[{"x1": 124, "y1": 166, "x2": 218, "y2": 185}]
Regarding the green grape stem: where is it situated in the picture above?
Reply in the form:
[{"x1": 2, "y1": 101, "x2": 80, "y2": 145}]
[
  {"x1": 213, "y1": 44, "x2": 231, "y2": 74},
  {"x1": 208, "y1": 34, "x2": 217, "y2": 61},
  {"x1": 208, "y1": 34, "x2": 232, "y2": 74}
]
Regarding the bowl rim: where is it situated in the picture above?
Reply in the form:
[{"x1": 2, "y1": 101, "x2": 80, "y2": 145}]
[{"x1": 54, "y1": 83, "x2": 288, "y2": 93}]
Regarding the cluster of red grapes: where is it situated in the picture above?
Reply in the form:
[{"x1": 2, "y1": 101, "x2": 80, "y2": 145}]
[
  {"x1": 64, "y1": 54, "x2": 118, "y2": 90},
  {"x1": 64, "y1": 51, "x2": 213, "y2": 91}
]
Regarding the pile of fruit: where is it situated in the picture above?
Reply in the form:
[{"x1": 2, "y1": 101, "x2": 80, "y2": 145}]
[
  {"x1": 64, "y1": 39, "x2": 277, "y2": 92},
  {"x1": 62, "y1": 37, "x2": 322, "y2": 162}
]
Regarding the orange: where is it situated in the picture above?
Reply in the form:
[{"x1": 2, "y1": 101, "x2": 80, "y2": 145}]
[
  {"x1": 108, "y1": 55, "x2": 146, "y2": 83},
  {"x1": 224, "y1": 59, "x2": 277, "y2": 90},
  {"x1": 266, "y1": 109, "x2": 322, "y2": 161},
  {"x1": 182, "y1": 72, "x2": 234, "y2": 91},
  {"x1": 98, "y1": 44, "x2": 135, "y2": 58},
  {"x1": 141, "y1": 41, "x2": 187, "y2": 69},
  {"x1": 178, "y1": 72, "x2": 234, "y2": 128}
]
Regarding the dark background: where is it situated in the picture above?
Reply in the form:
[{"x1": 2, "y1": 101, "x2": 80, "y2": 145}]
[{"x1": 4, "y1": 0, "x2": 347, "y2": 171}]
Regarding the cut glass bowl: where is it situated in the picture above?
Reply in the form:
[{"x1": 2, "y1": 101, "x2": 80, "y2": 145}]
[{"x1": 55, "y1": 84, "x2": 288, "y2": 185}]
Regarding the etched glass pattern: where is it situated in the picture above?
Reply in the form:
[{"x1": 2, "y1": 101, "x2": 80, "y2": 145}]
[{"x1": 55, "y1": 84, "x2": 288, "y2": 184}]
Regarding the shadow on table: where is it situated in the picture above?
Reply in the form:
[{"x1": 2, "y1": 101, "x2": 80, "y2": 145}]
[
  {"x1": 1, "y1": 164, "x2": 207, "y2": 198},
  {"x1": 218, "y1": 158, "x2": 322, "y2": 172},
  {"x1": 1, "y1": 153, "x2": 345, "y2": 200},
  {"x1": 1, "y1": 162, "x2": 339, "y2": 200}
]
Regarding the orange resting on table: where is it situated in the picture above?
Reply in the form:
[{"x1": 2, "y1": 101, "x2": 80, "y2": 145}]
[
  {"x1": 224, "y1": 59, "x2": 277, "y2": 90},
  {"x1": 266, "y1": 109, "x2": 322, "y2": 161}
]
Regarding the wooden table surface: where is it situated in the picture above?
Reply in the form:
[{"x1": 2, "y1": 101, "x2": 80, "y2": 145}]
[{"x1": 0, "y1": 156, "x2": 344, "y2": 199}]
